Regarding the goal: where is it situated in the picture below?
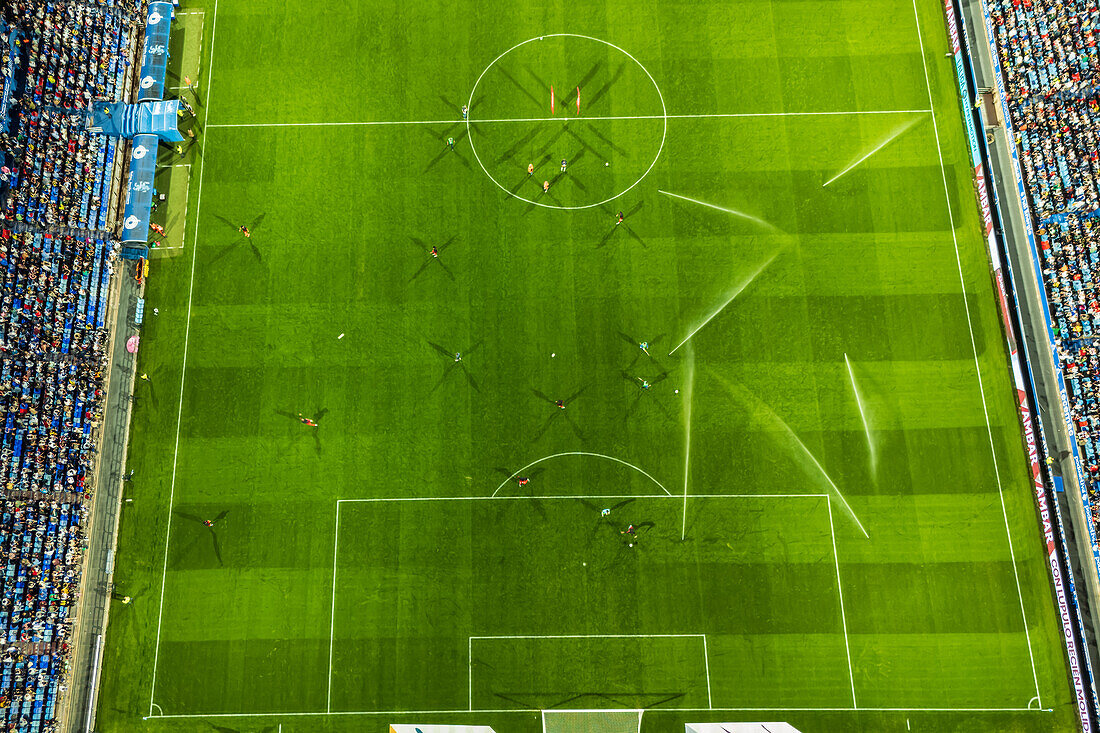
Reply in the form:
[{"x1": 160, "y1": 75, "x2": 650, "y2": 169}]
[{"x1": 542, "y1": 709, "x2": 643, "y2": 733}]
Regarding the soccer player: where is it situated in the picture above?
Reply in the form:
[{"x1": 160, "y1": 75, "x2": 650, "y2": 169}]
[
  {"x1": 543, "y1": 180, "x2": 550, "y2": 193},
  {"x1": 617, "y1": 211, "x2": 624, "y2": 225},
  {"x1": 447, "y1": 136, "x2": 455, "y2": 150},
  {"x1": 298, "y1": 413, "x2": 318, "y2": 427},
  {"x1": 454, "y1": 352, "x2": 462, "y2": 362},
  {"x1": 601, "y1": 508, "x2": 610, "y2": 517},
  {"x1": 430, "y1": 246, "x2": 439, "y2": 258},
  {"x1": 203, "y1": 519, "x2": 213, "y2": 527},
  {"x1": 561, "y1": 159, "x2": 567, "y2": 172},
  {"x1": 517, "y1": 477, "x2": 530, "y2": 487},
  {"x1": 527, "y1": 163, "x2": 534, "y2": 176},
  {"x1": 555, "y1": 399, "x2": 565, "y2": 409},
  {"x1": 461, "y1": 105, "x2": 468, "y2": 119},
  {"x1": 139, "y1": 373, "x2": 150, "y2": 382},
  {"x1": 639, "y1": 341, "x2": 649, "y2": 355},
  {"x1": 641, "y1": 379, "x2": 651, "y2": 390}
]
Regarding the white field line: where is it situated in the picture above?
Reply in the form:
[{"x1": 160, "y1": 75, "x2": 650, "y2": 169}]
[
  {"x1": 144, "y1": 706, "x2": 1049, "y2": 719},
  {"x1": 490, "y1": 452, "x2": 673, "y2": 497},
  {"x1": 174, "y1": 164, "x2": 191, "y2": 252},
  {"x1": 205, "y1": 109, "x2": 932, "y2": 129},
  {"x1": 147, "y1": 0, "x2": 217, "y2": 717},
  {"x1": 335, "y1": 495, "x2": 829, "y2": 715},
  {"x1": 910, "y1": 0, "x2": 1041, "y2": 706},
  {"x1": 828, "y1": 497, "x2": 857, "y2": 709},
  {"x1": 326, "y1": 502, "x2": 340, "y2": 713},
  {"x1": 338, "y1": 493, "x2": 827, "y2": 504},
  {"x1": 470, "y1": 634, "x2": 705, "y2": 639},
  {"x1": 702, "y1": 634, "x2": 713, "y2": 709}
]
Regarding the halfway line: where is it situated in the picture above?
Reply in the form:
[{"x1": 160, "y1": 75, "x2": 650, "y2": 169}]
[{"x1": 205, "y1": 109, "x2": 932, "y2": 129}]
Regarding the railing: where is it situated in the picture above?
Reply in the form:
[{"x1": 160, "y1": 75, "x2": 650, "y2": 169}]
[{"x1": 942, "y1": 0, "x2": 1097, "y2": 729}]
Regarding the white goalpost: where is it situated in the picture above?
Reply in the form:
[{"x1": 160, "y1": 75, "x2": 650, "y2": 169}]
[{"x1": 541, "y1": 709, "x2": 644, "y2": 733}]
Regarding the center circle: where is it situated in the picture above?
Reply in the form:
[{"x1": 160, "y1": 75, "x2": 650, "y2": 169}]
[{"x1": 466, "y1": 34, "x2": 667, "y2": 211}]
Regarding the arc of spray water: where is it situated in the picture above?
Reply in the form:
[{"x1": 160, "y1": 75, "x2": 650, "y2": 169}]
[
  {"x1": 844, "y1": 353, "x2": 876, "y2": 474},
  {"x1": 680, "y1": 343, "x2": 695, "y2": 540},
  {"x1": 659, "y1": 190, "x2": 782, "y2": 233},
  {"x1": 822, "y1": 117, "x2": 923, "y2": 188},
  {"x1": 669, "y1": 251, "x2": 781, "y2": 356},
  {"x1": 709, "y1": 369, "x2": 870, "y2": 539}
]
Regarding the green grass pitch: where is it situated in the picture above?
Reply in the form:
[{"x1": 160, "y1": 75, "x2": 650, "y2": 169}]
[{"x1": 93, "y1": 0, "x2": 1080, "y2": 731}]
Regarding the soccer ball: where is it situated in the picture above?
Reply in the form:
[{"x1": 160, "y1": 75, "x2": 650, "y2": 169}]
[{"x1": 605, "y1": 162, "x2": 609, "y2": 167}]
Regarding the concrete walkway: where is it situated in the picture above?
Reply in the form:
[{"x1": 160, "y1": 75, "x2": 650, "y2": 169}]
[
  {"x1": 62, "y1": 268, "x2": 142, "y2": 733},
  {"x1": 959, "y1": 0, "x2": 1100, "y2": 669}
]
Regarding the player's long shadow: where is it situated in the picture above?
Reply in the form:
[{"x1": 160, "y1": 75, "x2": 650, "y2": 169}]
[
  {"x1": 617, "y1": 330, "x2": 664, "y2": 369},
  {"x1": 522, "y1": 60, "x2": 602, "y2": 114},
  {"x1": 493, "y1": 466, "x2": 547, "y2": 519},
  {"x1": 275, "y1": 407, "x2": 326, "y2": 453},
  {"x1": 495, "y1": 126, "x2": 543, "y2": 167},
  {"x1": 620, "y1": 371, "x2": 675, "y2": 424},
  {"x1": 492, "y1": 691, "x2": 686, "y2": 711},
  {"x1": 509, "y1": 154, "x2": 552, "y2": 195},
  {"x1": 495, "y1": 64, "x2": 543, "y2": 111},
  {"x1": 558, "y1": 149, "x2": 589, "y2": 193},
  {"x1": 207, "y1": 213, "x2": 263, "y2": 262},
  {"x1": 531, "y1": 388, "x2": 586, "y2": 441},
  {"x1": 585, "y1": 122, "x2": 627, "y2": 156},
  {"x1": 175, "y1": 510, "x2": 228, "y2": 566},
  {"x1": 536, "y1": 123, "x2": 570, "y2": 159},
  {"x1": 578, "y1": 498, "x2": 637, "y2": 542},
  {"x1": 424, "y1": 129, "x2": 473, "y2": 173},
  {"x1": 409, "y1": 236, "x2": 458, "y2": 282},
  {"x1": 597, "y1": 201, "x2": 647, "y2": 249},
  {"x1": 428, "y1": 340, "x2": 481, "y2": 392},
  {"x1": 208, "y1": 722, "x2": 246, "y2": 733},
  {"x1": 524, "y1": 186, "x2": 566, "y2": 215},
  {"x1": 587, "y1": 63, "x2": 626, "y2": 110},
  {"x1": 131, "y1": 373, "x2": 159, "y2": 408},
  {"x1": 562, "y1": 125, "x2": 602, "y2": 162},
  {"x1": 439, "y1": 94, "x2": 489, "y2": 136}
]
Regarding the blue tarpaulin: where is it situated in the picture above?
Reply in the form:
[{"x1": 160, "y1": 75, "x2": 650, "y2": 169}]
[
  {"x1": 137, "y1": 3, "x2": 173, "y2": 103},
  {"x1": 121, "y1": 134, "x2": 159, "y2": 243},
  {"x1": 87, "y1": 99, "x2": 183, "y2": 141}
]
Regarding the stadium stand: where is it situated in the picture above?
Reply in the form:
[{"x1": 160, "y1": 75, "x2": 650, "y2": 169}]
[
  {"x1": 0, "y1": 0, "x2": 140, "y2": 729},
  {"x1": 988, "y1": 0, "x2": 1100, "y2": 524}
]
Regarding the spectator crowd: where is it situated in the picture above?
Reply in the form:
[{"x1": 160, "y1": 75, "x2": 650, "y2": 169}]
[
  {"x1": 0, "y1": 0, "x2": 140, "y2": 731},
  {"x1": 989, "y1": 1, "x2": 1100, "y2": 520}
]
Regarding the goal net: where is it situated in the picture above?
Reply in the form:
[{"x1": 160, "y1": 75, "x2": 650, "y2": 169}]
[{"x1": 542, "y1": 709, "x2": 643, "y2": 733}]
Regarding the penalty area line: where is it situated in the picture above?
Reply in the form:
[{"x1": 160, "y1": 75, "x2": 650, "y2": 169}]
[
  {"x1": 205, "y1": 109, "x2": 933, "y2": 129},
  {"x1": 337, "y1": 493, "x2": 827, "y2": 504}
]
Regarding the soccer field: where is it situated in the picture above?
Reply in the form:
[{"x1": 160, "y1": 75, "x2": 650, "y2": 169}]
[{"x1": 95, "y1": 0, "x2": 1080, "y2": 731}]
